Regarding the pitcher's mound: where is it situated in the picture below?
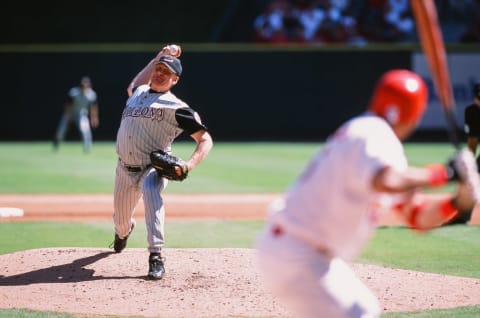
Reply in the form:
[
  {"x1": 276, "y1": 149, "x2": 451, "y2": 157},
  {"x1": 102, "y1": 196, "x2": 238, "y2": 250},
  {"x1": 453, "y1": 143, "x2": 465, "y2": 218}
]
[{"x1": 1, "y1": 248, "x2": 479, "y2": 317}]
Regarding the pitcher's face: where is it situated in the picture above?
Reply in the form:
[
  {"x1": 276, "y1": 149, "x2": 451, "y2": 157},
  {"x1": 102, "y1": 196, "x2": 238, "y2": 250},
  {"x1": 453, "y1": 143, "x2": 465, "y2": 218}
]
[{"x1": 151, "y1": 64, "x2": 179, "y2": 92}]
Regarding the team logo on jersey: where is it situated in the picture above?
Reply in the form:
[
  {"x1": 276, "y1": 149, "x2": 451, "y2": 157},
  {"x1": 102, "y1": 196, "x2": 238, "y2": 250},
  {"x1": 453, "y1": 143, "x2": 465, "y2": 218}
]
[{"x1": 122, "y1": 106, "x2": 165, "y2": 121}]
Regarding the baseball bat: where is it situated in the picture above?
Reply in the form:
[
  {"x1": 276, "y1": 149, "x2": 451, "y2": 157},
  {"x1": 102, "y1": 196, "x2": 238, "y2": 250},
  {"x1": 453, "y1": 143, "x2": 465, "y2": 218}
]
[{"x1": 411, "y1": 0, "x2": 460, "y2": 149}]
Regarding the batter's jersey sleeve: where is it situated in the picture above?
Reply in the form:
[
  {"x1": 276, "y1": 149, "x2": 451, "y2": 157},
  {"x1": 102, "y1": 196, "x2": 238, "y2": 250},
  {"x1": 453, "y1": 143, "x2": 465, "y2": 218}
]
[{"x1": 464, "y1": 104, "x2": 480, "y2": 137}]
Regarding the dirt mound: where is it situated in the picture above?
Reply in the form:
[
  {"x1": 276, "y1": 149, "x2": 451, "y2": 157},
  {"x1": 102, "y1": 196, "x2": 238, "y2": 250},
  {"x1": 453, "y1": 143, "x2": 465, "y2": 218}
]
[{"x1": 1, "y1": 248, "x2": 480, "y2": 318}]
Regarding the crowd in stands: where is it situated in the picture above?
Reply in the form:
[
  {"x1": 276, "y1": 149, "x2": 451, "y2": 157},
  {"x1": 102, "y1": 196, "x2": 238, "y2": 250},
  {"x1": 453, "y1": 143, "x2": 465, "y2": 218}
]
[
  {"x1": 459, "y1": 0, "x2": 480, "y2": 42},
  {"x1": 253, "y1": 0, "x2": 479, "y2": 44}
]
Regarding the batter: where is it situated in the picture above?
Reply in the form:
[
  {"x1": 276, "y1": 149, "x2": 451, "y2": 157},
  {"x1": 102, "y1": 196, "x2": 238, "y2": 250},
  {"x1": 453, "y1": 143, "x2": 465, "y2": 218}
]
[
  {"x1": 112, "y1": 46, "x2": 213, "y2": 280},
  {"x1": 255, "y1": 70, "x2": 480, "y2": 318}
]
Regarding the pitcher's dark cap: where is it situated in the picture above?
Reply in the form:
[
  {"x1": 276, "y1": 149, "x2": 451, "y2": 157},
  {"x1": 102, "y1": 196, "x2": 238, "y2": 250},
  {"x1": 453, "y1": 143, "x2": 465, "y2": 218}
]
[{"x1": 156, "y1": 55, "x2": 182, "y2": 76}]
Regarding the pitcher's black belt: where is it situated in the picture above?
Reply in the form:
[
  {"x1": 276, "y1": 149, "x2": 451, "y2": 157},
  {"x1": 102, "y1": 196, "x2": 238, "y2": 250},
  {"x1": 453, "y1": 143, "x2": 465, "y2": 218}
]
[
  {"x1": 119, "y1": 158, "x2": 148, "y2": 172},
  {"x1": 125, "y1": 165, "x2": 142, "y2": 172}
]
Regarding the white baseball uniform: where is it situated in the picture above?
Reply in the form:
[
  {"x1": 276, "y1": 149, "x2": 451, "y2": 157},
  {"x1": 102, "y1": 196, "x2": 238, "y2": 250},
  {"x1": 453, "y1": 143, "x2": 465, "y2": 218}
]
[
  {"x1": 255, "y1": 112, "x2": 409, "y2": 318},
  {"x1": 114, "y1": 84, "x2": 206, "y2": 253},
  {"x1": 55, "y1": 86, "x2": 97, "y2": 152}
]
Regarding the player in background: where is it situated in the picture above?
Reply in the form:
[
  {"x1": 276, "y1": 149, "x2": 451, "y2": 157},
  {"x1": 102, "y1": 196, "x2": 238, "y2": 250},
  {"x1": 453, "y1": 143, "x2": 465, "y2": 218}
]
[
  {"x1": 255, "y1": 70, "x2": 480, "y2": 318},
  {"x1": 53, "y1": 76, "x2": 99, "y2": 153},
  {"x1": 111, "y1": 45, "x2": 213, "y2": 280},
  {"x1": 448, "y1": 83, "x2": 480, "y2": 225}
]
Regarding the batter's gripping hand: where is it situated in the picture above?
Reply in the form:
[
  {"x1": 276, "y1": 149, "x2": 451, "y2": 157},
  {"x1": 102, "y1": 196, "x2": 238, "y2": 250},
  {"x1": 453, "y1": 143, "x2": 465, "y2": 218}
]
[
  {"x1": 451, "y1": 149, "x2": 480, "y2": 202},
  {"x1": 445, "y1": 150, "x2": 477, "y2": 181},
  {"x1": 150, "y1": 150, "x2": 188, "y2": 181}
]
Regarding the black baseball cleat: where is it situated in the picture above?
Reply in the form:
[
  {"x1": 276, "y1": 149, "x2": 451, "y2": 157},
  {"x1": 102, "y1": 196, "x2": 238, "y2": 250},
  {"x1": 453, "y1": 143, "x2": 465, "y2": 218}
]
[
  {"x1": 147, "y1": 253, "x2": 165, "y2": 280},
  {"x1": 111, "y1": 221, "x2": 135, "y2": 253}
]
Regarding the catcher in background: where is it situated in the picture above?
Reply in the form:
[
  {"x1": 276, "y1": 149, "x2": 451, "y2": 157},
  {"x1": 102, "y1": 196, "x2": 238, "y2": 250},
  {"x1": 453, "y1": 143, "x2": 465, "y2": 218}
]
[
  {"x1": 448, "y1": 83, "x2": 480, "y2": 225},
  {"x1": 111, "y1": 44, "x2": 213, "y2": 280},
  {"x1": 255, "y1": 70, "x2": 480, "y2": 318}
]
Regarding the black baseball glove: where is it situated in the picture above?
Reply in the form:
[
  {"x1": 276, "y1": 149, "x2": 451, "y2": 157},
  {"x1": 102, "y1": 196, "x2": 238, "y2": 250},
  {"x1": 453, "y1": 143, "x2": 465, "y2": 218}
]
[{"x1": 150, "y1": 150, "x2": 189, "y2": 181}]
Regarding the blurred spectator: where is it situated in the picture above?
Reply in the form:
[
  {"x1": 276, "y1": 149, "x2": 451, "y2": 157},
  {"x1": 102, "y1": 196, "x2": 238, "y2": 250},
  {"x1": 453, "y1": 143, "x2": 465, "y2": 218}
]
[
  {"x1": 356, "y1": 0, "x2": 414, "y2": 42},
  {"x1": 252, "y1": 0, "x2": 475, "y2": 44},
  {"x1": 296, "y1": 1, "x2": 326, "y2": 41},
  {"x1": 383, "y1": 0, "x2": 414, "y2": 40},
  {"x1": 252, "y1": 0, "x2": 368, "y2": 44},
  {"x1": 253, "y1": 0, "x2": 292, "y2": 43},
  {"x1": 460, "y1": 0, "x2": 480, "y2": 42},
  {"x1": 313, "y1": 0, "x2": 365, "y2": 44},
  {"x1": 351, "y1": 0, "x2": 386, "y2": 42}
]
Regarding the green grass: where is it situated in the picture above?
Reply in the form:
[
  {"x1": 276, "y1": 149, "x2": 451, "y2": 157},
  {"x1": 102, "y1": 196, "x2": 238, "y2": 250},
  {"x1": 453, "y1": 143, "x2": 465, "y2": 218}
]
[
  {"x1": 0, "y1": 220, "x2": 264, "y2": 254},
  {"x1": 0, "y1": 141, "x2": 320, "y2": 193},
  {"x1": 0, "y1": 309, "x2": 76, "y2": 318},
  {"x1": 0, "y1": 141, "x2": 459, "y2": 194},
  {"x1": 382, "y1": 306, "x2": 480, "y2": 318},
  {"x1": 359, "y1": 225, "x2": 480, "y2": 279},
  {"x1": 400, "y1": 142, "x2": 457, "y2": 166},
  {"x1": 0, "y1": 142, "x2": 117, "y2": 193}
]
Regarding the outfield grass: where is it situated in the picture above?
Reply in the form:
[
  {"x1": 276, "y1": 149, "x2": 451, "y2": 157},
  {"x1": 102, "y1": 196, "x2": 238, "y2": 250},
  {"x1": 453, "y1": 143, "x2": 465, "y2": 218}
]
[
  {"x1": 0, "y1": 141, "x2": 458, "y2": 194},
  {"x1": 0, "y1": 141, "x2": 478, "y2": 318},
  {"x1": 0, "y1": 221, "x2": 264, "y2": 254},
  {"x1": 0, "y1": 141, "x2": 321, "y2": 193}
]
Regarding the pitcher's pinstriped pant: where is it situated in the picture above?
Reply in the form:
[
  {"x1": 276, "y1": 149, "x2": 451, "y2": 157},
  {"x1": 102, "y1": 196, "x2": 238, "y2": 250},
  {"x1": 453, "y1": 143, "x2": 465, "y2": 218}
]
[{"x1": 113, "y1": 162, "x2": 168, "y2": 254}]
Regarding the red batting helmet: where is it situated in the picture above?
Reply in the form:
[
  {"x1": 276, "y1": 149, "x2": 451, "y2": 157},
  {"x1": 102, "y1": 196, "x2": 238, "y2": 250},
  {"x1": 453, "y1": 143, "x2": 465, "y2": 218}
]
[{"x1": 369, "y1": 69, "x2": 428, "y2": 125}]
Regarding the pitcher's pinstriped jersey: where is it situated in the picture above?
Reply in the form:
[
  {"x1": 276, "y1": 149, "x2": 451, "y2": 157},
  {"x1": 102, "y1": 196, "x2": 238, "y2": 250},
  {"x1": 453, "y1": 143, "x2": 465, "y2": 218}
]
[{"x1": 116, "y1": 84, "x2": 206, "y2": 166}]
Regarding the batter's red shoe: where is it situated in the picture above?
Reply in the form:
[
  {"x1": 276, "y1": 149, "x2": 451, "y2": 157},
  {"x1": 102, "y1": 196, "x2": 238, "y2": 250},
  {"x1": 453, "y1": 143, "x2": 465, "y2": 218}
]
[
  {"x1": 111, "y1": 221, "x2": 135, "y2": 253},
  {"x1": 147, "y1": 253, "x2": 165, "y2": 280}
]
